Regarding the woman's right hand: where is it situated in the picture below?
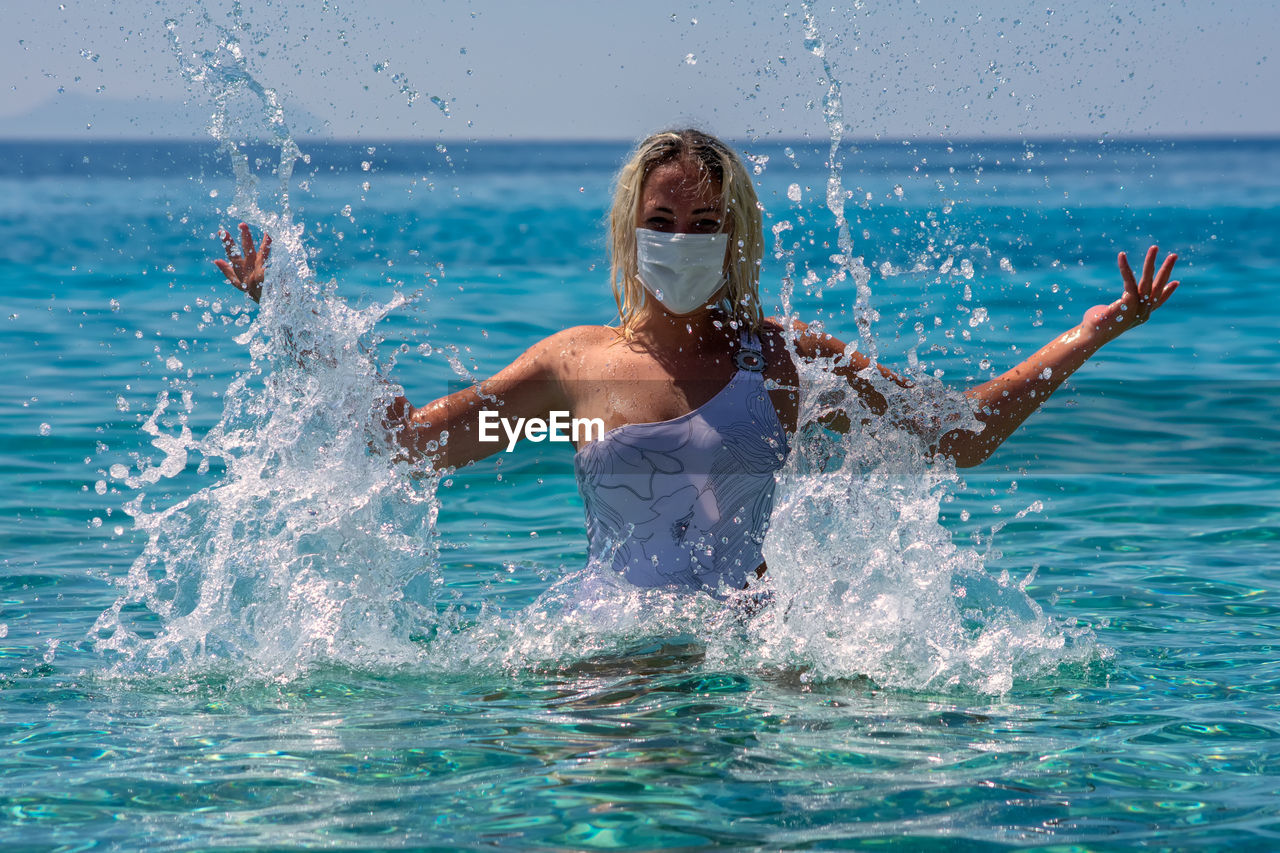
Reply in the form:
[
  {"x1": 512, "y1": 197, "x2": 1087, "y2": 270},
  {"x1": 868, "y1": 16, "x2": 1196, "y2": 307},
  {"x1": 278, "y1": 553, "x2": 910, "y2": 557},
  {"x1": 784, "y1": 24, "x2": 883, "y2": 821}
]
[{"x1": 214, "y1": 222, "x2": 271, "y2": 303}]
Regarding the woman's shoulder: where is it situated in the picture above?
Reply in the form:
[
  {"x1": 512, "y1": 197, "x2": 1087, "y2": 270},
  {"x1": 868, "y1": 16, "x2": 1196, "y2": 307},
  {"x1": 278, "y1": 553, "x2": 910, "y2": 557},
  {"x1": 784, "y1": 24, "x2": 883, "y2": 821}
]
[
  {"x1": 762, "y1": 315, "x2": 861, "y2": 362},
  {"x1": 757, "y1": 316, "x2": 821, "y2": 358},
  {"x1": 531, "y1": 324, "x2": 619, "y2": 352},
  {"x1": 760, "y1": 317, "x2": 879, "y2": 375},
  {"x1": 486, "y1": 325, "x2": 619, "y2": 386},
  {"x1": 514, "y1": 324, "x2": 621, "y2": 369}
]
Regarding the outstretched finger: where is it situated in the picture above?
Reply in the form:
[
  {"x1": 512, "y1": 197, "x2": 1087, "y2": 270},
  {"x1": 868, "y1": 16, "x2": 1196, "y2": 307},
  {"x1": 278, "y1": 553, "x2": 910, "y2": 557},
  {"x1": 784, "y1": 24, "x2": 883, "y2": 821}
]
[
  {"x1": 1140, "y1": 245, "x2": 1158, "y2": 300},
  {"x1": 220, "y1": 228, "x2": 238, "y2": 261},
  {"x1": 1154, "y1": 252, "x2": 1177, "y2": 291},
  {"x1": 213, "y1": 259, "x2": 242, "y2": 288},
  {"x1": 260, "y1": 233, "x2": 272, "y2": 268},
  {"x1": 239, "y1": 222, "x2": 256, "y2": 261},
  {"x1": 1154, "y1": 280, "x2": 1179, "y2": 310},
  {"x1": 1118, "y1": 251, "x2": 1138, "y2": 298}
]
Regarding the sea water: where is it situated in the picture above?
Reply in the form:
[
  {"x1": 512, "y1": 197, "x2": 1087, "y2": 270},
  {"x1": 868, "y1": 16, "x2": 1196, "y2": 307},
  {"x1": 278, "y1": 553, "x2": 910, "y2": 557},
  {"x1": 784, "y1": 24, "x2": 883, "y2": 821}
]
[{"x1": 4, "y1": 66, "x2": 1280, "y2": 853}]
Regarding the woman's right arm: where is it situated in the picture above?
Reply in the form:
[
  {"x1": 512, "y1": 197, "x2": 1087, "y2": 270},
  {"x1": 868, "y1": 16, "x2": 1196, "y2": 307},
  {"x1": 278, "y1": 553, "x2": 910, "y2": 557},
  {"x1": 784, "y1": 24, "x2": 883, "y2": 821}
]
[
  {"x1": 385, "y1": 336, "x2": 570, "y2": 469},
  {"x1": 213, "y1": 223, "x2": 568, "y2": 470}
]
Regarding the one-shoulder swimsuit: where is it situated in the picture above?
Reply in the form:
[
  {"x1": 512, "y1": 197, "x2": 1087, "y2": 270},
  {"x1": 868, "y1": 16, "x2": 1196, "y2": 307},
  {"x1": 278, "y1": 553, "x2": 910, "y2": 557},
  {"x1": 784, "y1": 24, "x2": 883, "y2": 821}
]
[{"x1": 573, "y1": 331, "x2": 790, "y2": 594}]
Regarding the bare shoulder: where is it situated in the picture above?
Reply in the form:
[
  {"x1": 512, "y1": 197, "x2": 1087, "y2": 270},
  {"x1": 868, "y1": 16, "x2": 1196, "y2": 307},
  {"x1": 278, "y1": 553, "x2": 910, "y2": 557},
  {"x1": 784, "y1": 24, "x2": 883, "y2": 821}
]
[
  {"x1": 509, "y1": 324, "x2": 620, "y2": 378},
  {"x1": 762, "y1": 308, "x2": 875, "y2": 368},
  {"x1": 762, "y1": 315, "x2": 859, "y2": 362},
  {"x1": 525, "y1": 324, "x2": 617, "y2": 359},
  {"x1": 547, "y1": 324, "x2": 618, "y2": 347},
  {"x1": 755, "y1": 317, "x2": 797, "y2": 362}
]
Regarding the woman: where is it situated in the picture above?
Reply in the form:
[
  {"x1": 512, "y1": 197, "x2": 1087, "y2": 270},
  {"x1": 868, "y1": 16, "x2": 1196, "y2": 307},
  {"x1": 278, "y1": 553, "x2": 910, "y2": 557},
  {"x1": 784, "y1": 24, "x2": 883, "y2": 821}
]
[{"x1": 216, "y1": 129, "x2": 1179, "y2": 596}]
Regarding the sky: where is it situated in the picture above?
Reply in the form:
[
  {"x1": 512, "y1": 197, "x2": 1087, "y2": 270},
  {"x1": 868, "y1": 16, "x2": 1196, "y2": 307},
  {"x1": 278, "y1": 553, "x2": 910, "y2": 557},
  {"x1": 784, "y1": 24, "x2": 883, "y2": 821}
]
[{"x1": 4, "y1": 0, "x2": 1277, "y2": 141}]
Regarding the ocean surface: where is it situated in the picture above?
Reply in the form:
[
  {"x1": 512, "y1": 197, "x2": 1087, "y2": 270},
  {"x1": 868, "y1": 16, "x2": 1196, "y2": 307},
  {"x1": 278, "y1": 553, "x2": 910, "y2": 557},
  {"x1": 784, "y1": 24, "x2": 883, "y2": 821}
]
[{"x1": 3, "y1": 134, "x2": 1279, "y2": 850}]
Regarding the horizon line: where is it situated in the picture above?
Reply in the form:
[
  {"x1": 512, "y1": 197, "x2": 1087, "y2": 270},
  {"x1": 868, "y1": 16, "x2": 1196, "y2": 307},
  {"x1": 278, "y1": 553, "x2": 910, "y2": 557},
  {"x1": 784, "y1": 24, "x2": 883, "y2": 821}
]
[{"x1": 1, "y1": 132, "x2": 1279, "y2": 146}]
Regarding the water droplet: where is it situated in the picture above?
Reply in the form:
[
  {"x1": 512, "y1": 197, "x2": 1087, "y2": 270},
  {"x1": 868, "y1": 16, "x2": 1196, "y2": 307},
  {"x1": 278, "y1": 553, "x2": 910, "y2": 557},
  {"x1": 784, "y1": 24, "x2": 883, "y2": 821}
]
[{"x1": 38, "y1": 423, "x2": 51, "y2": 436}]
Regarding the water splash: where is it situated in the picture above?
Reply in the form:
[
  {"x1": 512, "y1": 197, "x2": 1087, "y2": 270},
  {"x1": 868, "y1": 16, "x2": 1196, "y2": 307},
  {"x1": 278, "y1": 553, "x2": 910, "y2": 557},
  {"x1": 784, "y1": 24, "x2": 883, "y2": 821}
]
[
  {"x1": 94, "y1": 12, "x2": 440, "y2": 682},
  {"x1": 802, "y1": 3, "x2": 878, "y2": 359},
  {"x1": 94, "y1": 6, "x2": 1102, "y2": 693},
  {"x1": 721, "y1": 5, "x2": 1102, "y2": 691},
  {"x1": 745, "y1": 369, "x2": 1091, "y2": 694}
]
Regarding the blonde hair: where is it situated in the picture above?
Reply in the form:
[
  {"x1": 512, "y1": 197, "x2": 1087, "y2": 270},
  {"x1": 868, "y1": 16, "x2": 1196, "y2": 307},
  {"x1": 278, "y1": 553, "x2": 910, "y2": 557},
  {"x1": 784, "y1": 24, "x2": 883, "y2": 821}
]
[{"x1": 609, "y1": 129, "x2": 764, "y2": 337}]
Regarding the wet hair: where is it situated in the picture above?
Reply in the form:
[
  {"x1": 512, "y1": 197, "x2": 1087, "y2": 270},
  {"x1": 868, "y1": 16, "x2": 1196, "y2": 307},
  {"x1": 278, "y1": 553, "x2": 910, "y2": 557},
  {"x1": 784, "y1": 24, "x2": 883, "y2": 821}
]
[{"x1": 609, "y1": 129, "x2": 764, "y2": 336}]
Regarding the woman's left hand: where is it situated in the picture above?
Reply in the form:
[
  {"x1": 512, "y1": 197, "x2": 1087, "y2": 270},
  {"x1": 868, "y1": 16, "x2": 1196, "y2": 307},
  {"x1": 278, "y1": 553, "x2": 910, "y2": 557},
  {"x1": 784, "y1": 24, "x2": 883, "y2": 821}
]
[
  {"x1": 213, "y1": 222, "x2": 271, "y2": 303},
  {"x1": 1083, "y1": 245, "x2": 1179, "y2": 342}
]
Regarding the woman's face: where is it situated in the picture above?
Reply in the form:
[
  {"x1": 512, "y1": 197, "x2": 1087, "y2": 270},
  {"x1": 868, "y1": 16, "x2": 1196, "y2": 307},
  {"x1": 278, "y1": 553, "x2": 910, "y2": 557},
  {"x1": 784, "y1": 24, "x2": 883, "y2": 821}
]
[{"x1": 639, "y1": 160, "x2": 724, "y2": 235}]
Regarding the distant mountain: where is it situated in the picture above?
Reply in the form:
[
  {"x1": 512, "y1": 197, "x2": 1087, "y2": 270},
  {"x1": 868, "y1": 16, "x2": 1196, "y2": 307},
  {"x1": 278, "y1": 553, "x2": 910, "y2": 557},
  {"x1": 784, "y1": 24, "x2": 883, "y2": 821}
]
[{"x1": 0, "y1": 92, "x2": 333, "y2": 140}]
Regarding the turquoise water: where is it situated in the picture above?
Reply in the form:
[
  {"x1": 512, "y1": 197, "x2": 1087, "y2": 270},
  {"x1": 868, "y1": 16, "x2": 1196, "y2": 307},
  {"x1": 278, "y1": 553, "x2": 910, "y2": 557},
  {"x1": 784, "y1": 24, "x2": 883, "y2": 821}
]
[{"x1": 3, "y1": 132, "x2": 1279, "y2": 849}]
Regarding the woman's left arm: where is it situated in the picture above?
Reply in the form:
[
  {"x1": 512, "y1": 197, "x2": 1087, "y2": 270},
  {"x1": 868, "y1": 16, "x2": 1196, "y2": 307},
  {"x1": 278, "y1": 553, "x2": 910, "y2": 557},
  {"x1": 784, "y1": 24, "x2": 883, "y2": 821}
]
[{"x1": 938, "y1": 245, "x2": 1179, "y2": 467}]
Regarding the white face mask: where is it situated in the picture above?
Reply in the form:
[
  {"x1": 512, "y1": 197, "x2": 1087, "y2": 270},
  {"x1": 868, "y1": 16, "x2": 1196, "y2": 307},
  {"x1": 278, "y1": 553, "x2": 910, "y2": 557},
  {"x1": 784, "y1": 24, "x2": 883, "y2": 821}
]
[{"x1": 635, "y1": 229, "x2": 728, "y2": 315}]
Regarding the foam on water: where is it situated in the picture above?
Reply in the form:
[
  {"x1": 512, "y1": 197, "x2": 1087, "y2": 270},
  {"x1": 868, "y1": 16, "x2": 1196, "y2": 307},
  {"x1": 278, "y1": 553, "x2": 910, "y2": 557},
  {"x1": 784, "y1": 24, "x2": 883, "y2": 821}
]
[{"x1": 93, "y1": 6, "x2": 1102, "y2": 692}]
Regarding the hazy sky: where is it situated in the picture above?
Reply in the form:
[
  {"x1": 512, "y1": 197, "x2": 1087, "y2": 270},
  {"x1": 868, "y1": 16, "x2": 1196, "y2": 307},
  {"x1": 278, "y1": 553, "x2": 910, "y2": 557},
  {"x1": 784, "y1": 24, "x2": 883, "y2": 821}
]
[{"x1": 5, "y1": 0, "x2": 1276, "y2": 140}]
